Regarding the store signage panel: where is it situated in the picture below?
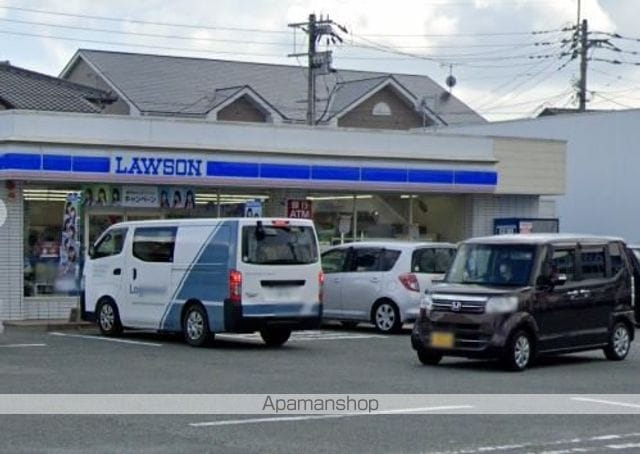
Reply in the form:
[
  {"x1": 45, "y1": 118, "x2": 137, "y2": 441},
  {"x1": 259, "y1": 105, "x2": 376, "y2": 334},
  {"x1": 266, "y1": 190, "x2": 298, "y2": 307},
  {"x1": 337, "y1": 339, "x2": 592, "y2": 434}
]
[
  {"x1": 287, "y1": 199, "x2": 313, "y2": 218},
  {"x1": 112, "y1": 153, "x2": 203, "y2": 177},
  {"x1": 122, "y1": 186, "x2": 160, "y2": 208}
]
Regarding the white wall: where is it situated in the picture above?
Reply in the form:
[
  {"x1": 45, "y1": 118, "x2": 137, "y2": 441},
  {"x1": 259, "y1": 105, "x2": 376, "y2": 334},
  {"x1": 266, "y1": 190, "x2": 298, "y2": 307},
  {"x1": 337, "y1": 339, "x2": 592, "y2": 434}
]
[
  {"x1": 0, "y1": 182, "x2": 23, "y2": 320},
  {"x1": 444, "y1": 109, "x2": 640, "y2": 242}
]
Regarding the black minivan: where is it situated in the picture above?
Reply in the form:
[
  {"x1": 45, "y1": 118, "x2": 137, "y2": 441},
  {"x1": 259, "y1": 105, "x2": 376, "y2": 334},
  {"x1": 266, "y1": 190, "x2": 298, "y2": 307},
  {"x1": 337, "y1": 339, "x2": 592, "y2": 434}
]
[{"x1": 411, "y1": 234, "x2": 638, "y2": 371}]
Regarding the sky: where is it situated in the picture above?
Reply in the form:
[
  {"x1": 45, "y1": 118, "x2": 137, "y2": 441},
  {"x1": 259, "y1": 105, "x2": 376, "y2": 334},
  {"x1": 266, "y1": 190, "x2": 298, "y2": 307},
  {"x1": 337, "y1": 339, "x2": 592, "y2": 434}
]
[{"x1": 1, "y1": 0, "x2": 639, "y2": 121}]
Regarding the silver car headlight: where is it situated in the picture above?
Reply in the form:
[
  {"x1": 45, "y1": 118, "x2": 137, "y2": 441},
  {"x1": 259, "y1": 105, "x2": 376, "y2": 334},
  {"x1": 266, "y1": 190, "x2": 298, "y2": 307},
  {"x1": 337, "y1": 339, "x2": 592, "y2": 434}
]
[{"x1": 485, "y1": 296, "x2": 519, "y2": 314}]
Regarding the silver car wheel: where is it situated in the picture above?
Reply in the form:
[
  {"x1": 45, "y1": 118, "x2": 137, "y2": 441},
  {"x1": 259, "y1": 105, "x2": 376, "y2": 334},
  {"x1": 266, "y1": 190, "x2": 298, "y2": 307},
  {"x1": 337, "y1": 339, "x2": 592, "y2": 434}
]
[
  {"x1": 514, "y1": 335, "x2": 531, "y2": 369},
  {"x1": 375, "y1": 303, "x2": 395, "y2": 331},
  {"x1": 100, "y1": 303, "x2": 114, "y2": 331},
  {"x1": 186, "y1": 310, "x2": 204, "y2": 341},
  {"x1": 613, "y1": 326, "x2": 630, "y2": 358}
]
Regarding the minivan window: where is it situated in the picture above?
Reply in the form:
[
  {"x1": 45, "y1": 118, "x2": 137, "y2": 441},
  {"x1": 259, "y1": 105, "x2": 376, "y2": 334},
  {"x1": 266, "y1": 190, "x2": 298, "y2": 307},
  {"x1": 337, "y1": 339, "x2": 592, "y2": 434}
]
[
  {"x1": 609, "y1": 243, "x2": 624, "y2": 276},
  {"x1": 132, "y1": 227, "x2": 177, "y2": 263},
  {"x1": 349, "y1": 248, "x2": 381, "y2": 272},
  {"x1": 447, "y1": 244, "x2": 535, "y2": 287},
  {"x1": 552, "y1": 249, "x2": 576, "y2": 282},
  {"x1": 321, "y1": 248, "x2": 348, "y2": 273},
  {"x1": 412, "y1": 247, "x2": 455, "y2": 274},
  {"x1": 242, "y1": 225, "x2": 318, "y2": 265},
  {"x1": 580, "y1": 247, "x2": 606, "y2": 280},
  {"x1": 379, "y1": 249, "x2": 401, "y2": 272},
  {"x1": 93, "y1": 228, "x2": 127, "y2": 259}
]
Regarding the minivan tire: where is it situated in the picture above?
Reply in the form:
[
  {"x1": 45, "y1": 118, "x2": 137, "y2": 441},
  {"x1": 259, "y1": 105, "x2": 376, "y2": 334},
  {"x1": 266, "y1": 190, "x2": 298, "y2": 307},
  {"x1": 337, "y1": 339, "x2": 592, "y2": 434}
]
[
  {"x1": 604, "y1": 322, "x2": 631, "y2": 361},
  {"x1": 502, "y1": 330, "x2": 533, "y2": 372},
  {"x1": 260, "y1": 327, "x2": 292, "y2": 347},
  {"x1": 373, "y1": 300, "x2": 402, "y2": 334},
  {"x1": 417, "y1": 347, "x2": 443, "y2": 366},
  {"x1": 183, "y1": 304, "x2": 213, "y2": 347},
  {"x1": 97, "y1": 299, "x2": 123, "y2": 336}
]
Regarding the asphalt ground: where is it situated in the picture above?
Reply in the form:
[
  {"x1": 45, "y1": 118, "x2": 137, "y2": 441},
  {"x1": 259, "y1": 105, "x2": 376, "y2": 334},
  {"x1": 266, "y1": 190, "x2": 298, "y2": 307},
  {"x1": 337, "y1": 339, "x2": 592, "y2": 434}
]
[{"x1": 1, "y1": 324, "x2": 640, "y2": 453}]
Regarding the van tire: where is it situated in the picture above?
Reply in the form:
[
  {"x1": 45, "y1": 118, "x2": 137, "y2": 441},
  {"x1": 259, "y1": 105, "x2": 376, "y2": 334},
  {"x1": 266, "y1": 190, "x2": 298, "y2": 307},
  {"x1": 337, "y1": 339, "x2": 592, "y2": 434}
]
[
  {"x1": 96, "y1": 299, "x2": 122, "y2": 336},
  {"x1": 182, "y1": 304, "x2": 213, "y2": 347},
  {"x1": 604, "y1": 322, "x2": 631, "y2": 361},
  {"x1": 417, "y1": 347, "x2": 442, "y2": 366},
  {"x1": 260, "y1": 328, "x2": 292, "y2": 347},
  {"x1": 372, "y1": 300, "x2": 402, "y2": 334},
  {"x1": 502, "y1": 330, "x2": 533, "y2": 372}
]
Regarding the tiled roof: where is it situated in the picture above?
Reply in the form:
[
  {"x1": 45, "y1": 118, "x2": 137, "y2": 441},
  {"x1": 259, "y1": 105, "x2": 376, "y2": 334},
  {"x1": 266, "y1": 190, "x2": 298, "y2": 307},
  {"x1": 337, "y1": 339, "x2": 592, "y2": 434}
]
[
  {"x1": 70, "y1": 49, "x2": 485, "y2": 125},
  {"x1": 0, "y1": 62, "x2": 114, "y2": 113}
]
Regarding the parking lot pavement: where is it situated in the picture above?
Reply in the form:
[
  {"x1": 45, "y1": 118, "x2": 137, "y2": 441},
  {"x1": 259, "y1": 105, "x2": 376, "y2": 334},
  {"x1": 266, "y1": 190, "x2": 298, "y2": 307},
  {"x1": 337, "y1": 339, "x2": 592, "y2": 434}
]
[{"x1": 1, "y1": 325, "x2": 640, "y2": 452}]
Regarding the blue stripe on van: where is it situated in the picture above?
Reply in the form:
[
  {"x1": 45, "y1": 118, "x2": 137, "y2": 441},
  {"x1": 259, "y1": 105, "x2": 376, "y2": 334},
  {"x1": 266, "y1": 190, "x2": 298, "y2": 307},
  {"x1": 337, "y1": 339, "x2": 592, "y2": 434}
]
[{"x1": 242, "y1": 303, "x2": 305, "y2": 316}]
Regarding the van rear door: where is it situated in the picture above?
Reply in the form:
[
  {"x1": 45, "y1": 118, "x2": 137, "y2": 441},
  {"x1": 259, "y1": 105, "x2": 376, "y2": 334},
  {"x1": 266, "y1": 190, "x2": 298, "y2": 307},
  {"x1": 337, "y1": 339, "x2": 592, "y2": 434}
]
[{"x1": 238, "y1": 220, "x2": 320, "y2": 317}]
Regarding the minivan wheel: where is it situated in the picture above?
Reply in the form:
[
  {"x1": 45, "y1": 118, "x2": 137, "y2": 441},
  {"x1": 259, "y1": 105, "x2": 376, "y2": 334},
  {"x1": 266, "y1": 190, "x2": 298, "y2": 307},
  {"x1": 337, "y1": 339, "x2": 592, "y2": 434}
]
[
  {"x1": 97, "y1": 299, "x2": 122, "y2": 336},
  {"x1": 604, "y1": 322, "x2": 631, "y2": 361},
  {"x1": 260, "y1": 328, "x2": 292, "y2": 347},
  {"x1": 503, "y1": 330, "x2": 533, "y2": 372},
  {"x1": 417, "y1": 347, "x2": 443, "y2": 366},
  {"x1": 183, "y1": 304, "x2": 213, "y2": 347},
  {"x1": 373, "y1": 301, "x2": 402, "y2": 334}
]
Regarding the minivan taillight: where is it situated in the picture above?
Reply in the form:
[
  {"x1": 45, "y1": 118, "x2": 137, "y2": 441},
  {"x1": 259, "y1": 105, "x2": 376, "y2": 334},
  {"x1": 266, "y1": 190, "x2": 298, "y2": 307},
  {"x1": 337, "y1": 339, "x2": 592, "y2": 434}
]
[
  {"x1": 399, "y1": 273, "x2": 420, "y2": 292},
  {"x1": 318, "y1": 271, "x2": 325, "y2": 304},
  {"x1": 229, "y1": 270, "x2": 242, "y2": 304}
]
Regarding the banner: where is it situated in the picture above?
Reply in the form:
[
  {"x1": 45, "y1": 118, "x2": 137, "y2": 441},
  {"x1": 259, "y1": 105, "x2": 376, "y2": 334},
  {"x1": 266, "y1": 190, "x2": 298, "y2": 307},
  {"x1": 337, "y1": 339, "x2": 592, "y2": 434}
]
[
  {"x1": 56, "y1": 193, "x2": 81, "y2": 293},
  {"x1": 122, "y1": 186, "x2": 160, "y2": 208},
  {"x1": 159, "y1": 187, "x2": 196, "y2": 209}
]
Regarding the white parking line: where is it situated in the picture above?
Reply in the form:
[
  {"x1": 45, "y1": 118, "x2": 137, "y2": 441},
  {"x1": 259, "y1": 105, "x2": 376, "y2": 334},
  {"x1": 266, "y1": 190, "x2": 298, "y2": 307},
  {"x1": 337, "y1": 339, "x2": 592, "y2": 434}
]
[
  {"x1": 0, "y1": 343, "x2": 47, "y2": 348},
  {"x1": 572, "y1": 397, "x2": 640, "y2": 410},
  {"x1": 49, "y1": 332, "x2": 162, "y2": 347},
  {"x1": 189, "y1": 405, "x2": 473, "y2": 428}
]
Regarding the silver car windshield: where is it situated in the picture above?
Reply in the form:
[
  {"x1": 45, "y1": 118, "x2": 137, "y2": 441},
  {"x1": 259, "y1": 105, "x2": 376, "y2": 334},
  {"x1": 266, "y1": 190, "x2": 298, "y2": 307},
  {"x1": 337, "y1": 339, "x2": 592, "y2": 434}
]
[{"x1": 446, "y1": 243, "x2": 536, "y2": 287}]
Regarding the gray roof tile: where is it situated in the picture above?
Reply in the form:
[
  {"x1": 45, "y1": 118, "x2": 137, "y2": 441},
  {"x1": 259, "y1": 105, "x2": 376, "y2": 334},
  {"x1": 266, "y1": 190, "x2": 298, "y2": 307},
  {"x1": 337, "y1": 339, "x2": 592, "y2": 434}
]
[
  {"x1": 75, "y1": 49, "x2": 485, "y2": 125},
  {"x1": 0, "y1": 62, "x2": 113, "y2": 113}
]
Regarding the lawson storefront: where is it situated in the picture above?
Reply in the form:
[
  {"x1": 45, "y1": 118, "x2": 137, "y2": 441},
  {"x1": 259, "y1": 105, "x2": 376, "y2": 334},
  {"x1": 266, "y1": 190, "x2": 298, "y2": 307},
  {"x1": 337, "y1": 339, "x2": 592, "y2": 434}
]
[{"x1": 0, "y1": 110, "x2": 565, "y2": 320}]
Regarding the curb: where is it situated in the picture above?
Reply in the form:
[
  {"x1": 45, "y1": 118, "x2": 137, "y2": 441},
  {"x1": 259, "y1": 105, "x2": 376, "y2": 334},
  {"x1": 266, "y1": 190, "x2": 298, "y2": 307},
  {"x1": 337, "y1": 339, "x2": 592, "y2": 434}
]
[{"x1": 2, "y1": 321, "x2": 95, "y2": 332}]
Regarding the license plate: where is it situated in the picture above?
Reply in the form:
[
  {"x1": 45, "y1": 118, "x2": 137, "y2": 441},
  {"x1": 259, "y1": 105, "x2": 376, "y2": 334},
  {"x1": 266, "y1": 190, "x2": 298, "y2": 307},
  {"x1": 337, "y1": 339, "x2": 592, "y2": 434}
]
[{"x1": 430, "y1": 331, "x2": 454, "y2": 349}]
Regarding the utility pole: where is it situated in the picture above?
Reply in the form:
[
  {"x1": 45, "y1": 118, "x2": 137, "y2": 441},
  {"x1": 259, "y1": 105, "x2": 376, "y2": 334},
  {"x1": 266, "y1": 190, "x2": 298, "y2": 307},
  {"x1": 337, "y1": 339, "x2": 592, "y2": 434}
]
[
  {"x1": 289, "y1": 14, "x2": 348, "y2": 125},
  {"x1": 578, "y1": 19, "x2": 588, "y2": 112}
]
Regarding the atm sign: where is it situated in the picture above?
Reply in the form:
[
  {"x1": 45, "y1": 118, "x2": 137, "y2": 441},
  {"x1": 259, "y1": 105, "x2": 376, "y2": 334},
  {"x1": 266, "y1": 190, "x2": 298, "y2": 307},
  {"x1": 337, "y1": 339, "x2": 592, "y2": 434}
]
[{"x1": 287, "y1": 199, "x2": 313, "y2": 219}]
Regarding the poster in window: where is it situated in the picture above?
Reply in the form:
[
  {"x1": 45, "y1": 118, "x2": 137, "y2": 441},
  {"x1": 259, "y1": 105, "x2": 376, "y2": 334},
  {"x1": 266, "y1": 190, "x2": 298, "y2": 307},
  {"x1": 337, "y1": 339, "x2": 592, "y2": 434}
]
[{"x1": 56, "y1": 192, "x2": 81, "y2": 294}]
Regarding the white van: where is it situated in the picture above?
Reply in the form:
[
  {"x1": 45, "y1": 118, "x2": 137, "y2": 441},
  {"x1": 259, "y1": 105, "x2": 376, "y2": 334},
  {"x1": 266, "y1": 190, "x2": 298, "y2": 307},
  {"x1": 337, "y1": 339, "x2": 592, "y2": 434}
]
[{"x1": 81, "y1": 218, "x2": 322, "y2": 347}]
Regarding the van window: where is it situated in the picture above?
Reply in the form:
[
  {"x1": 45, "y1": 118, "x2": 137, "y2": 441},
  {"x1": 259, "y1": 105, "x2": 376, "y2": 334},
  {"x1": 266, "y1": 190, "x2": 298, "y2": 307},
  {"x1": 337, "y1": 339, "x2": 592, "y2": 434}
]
[
  {"x1": 412, "y1": 248, "x2": 455, "y2": 274},
  {"x1": 379, "y1": 249, "x2": 401, "y2": 272},
  {"x1": 242, "y1": 225, "x2": 318, "y2": 265},
  {"x1": 609, "y1": 243, "x2": 624, "y2": 276},
  {"x1": 349, "y1": 248, "x2": 381, "y2": 272},
  {"x1": 133, "y1": 227, "x2": 177, "y2": 263},
  {"x1": 447, "y1": 244, "x2": 535, "y2": 287},
  {"x1": 580, "y1": 247, "x2": 606, "y2": 280},
  {"x1": 322, "y1": 249, "x2": 348, "y2": 273},
  {"x1": 93, "y1": 228, "x2": 127, "y2": 259},
  {"x1": 552, "y1": 249, "x2": 576, "y2": 282}
]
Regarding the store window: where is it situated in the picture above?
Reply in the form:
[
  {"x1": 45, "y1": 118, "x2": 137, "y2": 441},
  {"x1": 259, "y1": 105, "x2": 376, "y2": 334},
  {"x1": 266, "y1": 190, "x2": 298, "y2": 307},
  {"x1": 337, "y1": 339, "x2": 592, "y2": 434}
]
[{"x1": 24, "y1": 189, "x2": 82, "y2": 297}]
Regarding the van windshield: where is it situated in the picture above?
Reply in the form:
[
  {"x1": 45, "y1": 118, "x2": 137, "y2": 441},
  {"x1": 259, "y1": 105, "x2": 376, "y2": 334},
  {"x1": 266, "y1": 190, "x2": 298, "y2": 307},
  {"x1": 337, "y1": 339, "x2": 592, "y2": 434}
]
[
  {"x1": 446, "y1": 243, "x2": 536, "y2": 287},
  {"x1": 241, "y1": 224, "x2": 319, "y2": 265}
]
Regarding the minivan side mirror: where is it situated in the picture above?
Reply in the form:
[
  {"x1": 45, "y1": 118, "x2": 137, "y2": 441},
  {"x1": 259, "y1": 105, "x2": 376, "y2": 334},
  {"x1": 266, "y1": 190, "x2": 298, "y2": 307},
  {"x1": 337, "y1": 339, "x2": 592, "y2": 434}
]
[
  {"x1": 536, "y1": 273, "x2": 567, "y2": 289},
  {"x1": 88, "y1": 245, "x2": 95, "y2": 259}
]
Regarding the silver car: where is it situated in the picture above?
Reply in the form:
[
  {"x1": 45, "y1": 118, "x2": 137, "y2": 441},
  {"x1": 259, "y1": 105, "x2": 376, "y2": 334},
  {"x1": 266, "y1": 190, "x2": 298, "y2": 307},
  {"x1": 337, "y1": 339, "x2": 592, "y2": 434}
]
[{"x1": 321, "y1": 241, "x2": 456, "y2": 333}]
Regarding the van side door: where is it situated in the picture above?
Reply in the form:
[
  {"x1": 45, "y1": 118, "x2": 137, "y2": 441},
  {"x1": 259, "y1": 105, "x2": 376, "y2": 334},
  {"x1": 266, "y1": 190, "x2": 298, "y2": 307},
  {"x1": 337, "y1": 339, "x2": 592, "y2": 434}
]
[
  {"x1": 534, "y1": 246, "x2": 583, "y2": 351},
  {"x1": 320, "y1": 247, "x2": 350, "y2": 319},
  {"x1": 125, "y1": 226, "x2": 177, "y2": 328}
]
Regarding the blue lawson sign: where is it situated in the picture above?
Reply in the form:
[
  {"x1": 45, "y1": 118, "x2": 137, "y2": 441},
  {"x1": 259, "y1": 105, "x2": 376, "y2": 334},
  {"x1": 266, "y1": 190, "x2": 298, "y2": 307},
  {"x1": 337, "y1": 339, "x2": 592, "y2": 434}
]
[
  {"x1": 114, "y1": 156, "x2": 203, "y2": 177},
  {"x1": 0, "y1": 151, "x2": 498, "y2": 192}
]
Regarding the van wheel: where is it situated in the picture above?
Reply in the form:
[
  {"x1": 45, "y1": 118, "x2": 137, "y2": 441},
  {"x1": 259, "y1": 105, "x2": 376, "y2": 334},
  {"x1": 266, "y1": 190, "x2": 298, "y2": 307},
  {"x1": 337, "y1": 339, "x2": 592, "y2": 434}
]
[
  {"x1": 183, "y1": 305, "x2": 213, "y2": 347},
  {"x1": 417, "y1": 347, "x2": 442, "y2": 366},
  {"x1": 604, "y1": 322, "x2": 631, "y2": 361},
  {"x1": 97, "y1": 299, "x2": 122, "y2": 336},
  {"x1": 373, "y1": 300, "x2": 402, "y2": 334},
  {"x1": 502, "y1": 330, "x2": 533, "y2": 372},
  {"x1": 260, "y1": 328, "x2": 292, "y2": 347}
]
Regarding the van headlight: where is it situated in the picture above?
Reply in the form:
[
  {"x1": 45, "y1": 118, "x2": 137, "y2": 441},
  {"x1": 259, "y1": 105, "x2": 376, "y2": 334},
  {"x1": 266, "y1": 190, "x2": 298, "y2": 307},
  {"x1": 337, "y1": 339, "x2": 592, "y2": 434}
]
[{"x1": 485, "y1": 296, "x2": 518, "y2": 314}]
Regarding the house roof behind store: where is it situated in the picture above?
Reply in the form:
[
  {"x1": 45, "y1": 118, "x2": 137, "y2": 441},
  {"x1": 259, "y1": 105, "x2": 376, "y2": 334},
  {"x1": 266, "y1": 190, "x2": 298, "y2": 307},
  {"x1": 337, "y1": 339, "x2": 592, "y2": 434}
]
[
  {"x1": 66, "y1": 49, "x2": 485, "y2": 125},
  {"x1": 0, "y1": 61, "x2": 114, "y2": 113}
]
